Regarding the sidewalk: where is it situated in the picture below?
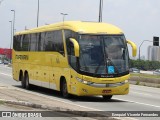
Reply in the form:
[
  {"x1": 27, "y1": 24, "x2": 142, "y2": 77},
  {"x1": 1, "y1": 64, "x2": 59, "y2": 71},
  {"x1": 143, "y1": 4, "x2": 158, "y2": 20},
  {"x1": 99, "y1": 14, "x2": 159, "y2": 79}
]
[
  {"x1": 0, "y1": 83, "x2": 92, "y2": 111},
  {"x1": 0, "y1": 83, "x2": 126, "y2": 120}
]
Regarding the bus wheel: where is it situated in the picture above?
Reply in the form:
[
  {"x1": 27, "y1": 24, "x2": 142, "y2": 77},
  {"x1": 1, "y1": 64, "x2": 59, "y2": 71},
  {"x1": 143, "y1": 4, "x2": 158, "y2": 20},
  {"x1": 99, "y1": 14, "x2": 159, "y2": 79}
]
[
  {"x1": 61, "y1": 79, "x2": 70, "y2": 98},
  {"x1": 20, "y1": 73, "x2": 25, "y2": 88},
  {"x1": 25, "y1": 73, "x2": 30, "y2": 90},
  {"x1": 102, "y1": 95, "x2": 113, "y2": 100}
]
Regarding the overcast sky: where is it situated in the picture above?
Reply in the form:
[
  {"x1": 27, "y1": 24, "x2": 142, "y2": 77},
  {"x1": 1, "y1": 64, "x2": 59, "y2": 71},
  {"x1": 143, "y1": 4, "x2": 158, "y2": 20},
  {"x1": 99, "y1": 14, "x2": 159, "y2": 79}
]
[{"x1": 0, "y1": 0, "x2": 160, "y2": 59}]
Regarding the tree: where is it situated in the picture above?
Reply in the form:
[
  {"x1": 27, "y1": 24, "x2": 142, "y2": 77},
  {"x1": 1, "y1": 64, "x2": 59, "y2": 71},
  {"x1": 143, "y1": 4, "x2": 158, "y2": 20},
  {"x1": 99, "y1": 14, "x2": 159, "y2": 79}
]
[{"x1": 129, "y1": 59, "x2": 160, "y2": 70}]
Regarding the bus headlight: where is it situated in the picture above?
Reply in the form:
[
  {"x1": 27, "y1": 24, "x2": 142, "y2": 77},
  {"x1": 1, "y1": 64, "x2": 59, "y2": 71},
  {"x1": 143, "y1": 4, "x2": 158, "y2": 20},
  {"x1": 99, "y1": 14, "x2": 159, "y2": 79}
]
[
  {"x1": 125, "y1": 80, "x2": 129, "y2": 83},
  {"x1": 121, "y1": 80, "x2": 128, "y2": 84},
  {"x1": 76, "y1": 77, "x2": 83, "y2": 83},
  {"x1": 76, "y1": 77, "x2": 93, "y2": 85}
]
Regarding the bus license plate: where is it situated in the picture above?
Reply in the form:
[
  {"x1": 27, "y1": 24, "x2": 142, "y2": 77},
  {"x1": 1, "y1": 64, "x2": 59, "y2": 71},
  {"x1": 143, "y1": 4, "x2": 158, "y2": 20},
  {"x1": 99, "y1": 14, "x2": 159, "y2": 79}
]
[{"x1": 102, "y1": 90, "x2": 112, "y2": 93}]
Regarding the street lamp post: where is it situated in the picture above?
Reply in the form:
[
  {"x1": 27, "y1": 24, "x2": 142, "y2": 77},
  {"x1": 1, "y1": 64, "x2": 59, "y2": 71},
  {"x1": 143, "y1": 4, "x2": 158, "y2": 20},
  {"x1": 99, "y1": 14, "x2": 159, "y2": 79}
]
[
  {"x1": 37, "y1": 0, "x2": 39, "y2": 27},
  {"x1": 11, "y1": 10, "x2": 15, "y2": 47},
  {"x1": 139, "y1": 40, "x2": 152, "y2": 61},
  {"x1": 9, "y1": 21, "x2": 12, "y2": 63},
  {"x1": 61, "y1": 13, "x2": 68, "y2": 23}
]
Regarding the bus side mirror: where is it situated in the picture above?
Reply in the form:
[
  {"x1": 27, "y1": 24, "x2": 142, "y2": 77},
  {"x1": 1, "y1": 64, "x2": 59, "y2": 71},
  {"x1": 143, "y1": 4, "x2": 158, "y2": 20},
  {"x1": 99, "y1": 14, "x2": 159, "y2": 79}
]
[
  {"x1": 69, "y1": 38, "x2": 80, "y2": 57},
  {"x1": 127, "y1": 40, "x2": 137, "y2": 57}
]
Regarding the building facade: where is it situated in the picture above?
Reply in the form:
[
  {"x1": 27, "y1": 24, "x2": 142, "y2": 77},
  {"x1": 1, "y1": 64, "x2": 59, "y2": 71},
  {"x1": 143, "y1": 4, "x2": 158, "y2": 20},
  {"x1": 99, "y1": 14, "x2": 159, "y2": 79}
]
[
  {"x1": 148, "y1": 46, "x2": 160, "y2": 61},
  {"x1": 0, "y1": 48, "x2": 12, "y2": 61}
]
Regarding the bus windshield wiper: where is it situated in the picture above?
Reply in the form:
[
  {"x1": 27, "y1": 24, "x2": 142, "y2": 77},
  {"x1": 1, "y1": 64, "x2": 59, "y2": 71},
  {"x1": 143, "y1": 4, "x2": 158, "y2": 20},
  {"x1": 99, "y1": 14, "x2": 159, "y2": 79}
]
[{"x1": 94, "y1": 58, "x2": 104, "y2": 75}]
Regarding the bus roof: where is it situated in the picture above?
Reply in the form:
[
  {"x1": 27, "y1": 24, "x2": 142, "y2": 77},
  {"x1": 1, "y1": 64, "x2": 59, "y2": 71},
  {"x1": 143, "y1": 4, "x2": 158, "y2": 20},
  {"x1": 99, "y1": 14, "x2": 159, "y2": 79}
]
[{"x1": 15, "y1": 21, "x2": 123, "y2": 35}]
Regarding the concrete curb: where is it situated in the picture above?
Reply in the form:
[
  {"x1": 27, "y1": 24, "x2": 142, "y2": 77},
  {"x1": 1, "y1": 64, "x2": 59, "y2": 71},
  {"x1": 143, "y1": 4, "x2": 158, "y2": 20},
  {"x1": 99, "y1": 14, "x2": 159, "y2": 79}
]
[
  {"x1": 0, "y1": 99, "x2": 69, "y2": 111},
  {"x1": 0, "y1": 99, "x2": 136, "y2": 120},
  {"x1": 0, "y1": 99, "x2": 120, "y2": 119}
]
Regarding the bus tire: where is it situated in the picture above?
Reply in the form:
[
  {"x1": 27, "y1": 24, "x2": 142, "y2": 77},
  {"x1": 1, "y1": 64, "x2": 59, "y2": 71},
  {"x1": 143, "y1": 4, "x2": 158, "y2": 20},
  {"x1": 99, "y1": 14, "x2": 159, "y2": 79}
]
[
  {"x1": 24, "y1": 73, "x2": 30, "y2": 90},
  {"x1": 102, "y1": 95, "x2": 113, "y2": 100},
  {"x1": 20, "y1": 72, "x2": 25, "y2": 88},
  {"x1": 61, "y1": 79, "x2": 70, "y2": 98}
]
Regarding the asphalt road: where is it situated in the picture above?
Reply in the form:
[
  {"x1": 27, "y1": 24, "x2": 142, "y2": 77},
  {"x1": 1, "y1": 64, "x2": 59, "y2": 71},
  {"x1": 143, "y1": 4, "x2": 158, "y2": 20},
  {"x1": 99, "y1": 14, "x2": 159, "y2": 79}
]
[{"x1": 0, "y1": 64, "x2": 160, "y2": 120}]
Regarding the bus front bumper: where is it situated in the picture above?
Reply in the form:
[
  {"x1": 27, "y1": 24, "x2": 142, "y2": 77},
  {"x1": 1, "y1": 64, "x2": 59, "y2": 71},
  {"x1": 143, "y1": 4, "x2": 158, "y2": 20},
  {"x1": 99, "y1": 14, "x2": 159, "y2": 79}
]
[{"x1": 71, "y1": 81, "x2": 129, "y2": 96}]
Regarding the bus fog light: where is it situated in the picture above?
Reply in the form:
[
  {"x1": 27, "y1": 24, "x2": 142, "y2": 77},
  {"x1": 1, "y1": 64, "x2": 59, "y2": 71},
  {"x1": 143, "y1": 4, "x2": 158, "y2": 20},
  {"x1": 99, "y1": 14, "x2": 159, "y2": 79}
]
[
  {"x1": 125, "y1": 80, "x2": 129, "y2": 83},
  {"x1": 76, "y1": 77, "x2": 92, "y2": 85}
]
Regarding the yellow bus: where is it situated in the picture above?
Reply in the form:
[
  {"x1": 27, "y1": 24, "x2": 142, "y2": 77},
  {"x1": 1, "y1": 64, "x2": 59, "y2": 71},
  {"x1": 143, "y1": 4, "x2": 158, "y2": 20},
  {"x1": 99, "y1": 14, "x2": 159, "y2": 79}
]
[{"x1": 12, "y1": 21, "x2": 137, "y2": 100}]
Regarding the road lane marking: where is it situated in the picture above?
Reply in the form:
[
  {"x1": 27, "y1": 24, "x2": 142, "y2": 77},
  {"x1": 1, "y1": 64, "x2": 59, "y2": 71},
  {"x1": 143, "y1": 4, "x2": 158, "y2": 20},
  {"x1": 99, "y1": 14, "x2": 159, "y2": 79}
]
[
  {"x1": 0, "y1": 73, "x2": 12, "y2": 77},
  {"x1": 0, "y1": 65, "x2": 12, "y2": 69},
  {"x1": 130, "y1": 91, "x2": 152, "y2": 97},
  {"x1": 114, "y1": 98, "x2": 160, "y2": 109}
]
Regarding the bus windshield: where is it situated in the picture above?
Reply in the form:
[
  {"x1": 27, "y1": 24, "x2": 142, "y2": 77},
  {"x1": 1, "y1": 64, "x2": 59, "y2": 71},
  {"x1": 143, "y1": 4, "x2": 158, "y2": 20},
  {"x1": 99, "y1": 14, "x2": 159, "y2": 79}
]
[{"x1": 78, "y1": 34, "x2": 129, "y2": 76}]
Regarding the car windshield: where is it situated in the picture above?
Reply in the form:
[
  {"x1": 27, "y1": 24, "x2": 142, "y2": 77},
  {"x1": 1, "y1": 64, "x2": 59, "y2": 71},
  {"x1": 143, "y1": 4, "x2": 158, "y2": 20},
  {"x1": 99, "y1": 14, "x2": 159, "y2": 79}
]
[{"x1": 78, "y1": 34, "x2": 129, "y2": 75}]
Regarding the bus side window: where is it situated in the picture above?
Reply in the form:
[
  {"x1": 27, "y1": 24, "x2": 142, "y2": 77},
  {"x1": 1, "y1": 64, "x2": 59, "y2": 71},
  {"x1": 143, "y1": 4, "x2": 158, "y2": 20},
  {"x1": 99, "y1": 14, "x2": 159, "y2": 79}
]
[
  {"x1": 22, "y1": 34, "x2": 30, "y2": 51},
  {"x1": 64, "y1": 30, "x2": 78, "y2": 70},
  {"x1": 64, "y1": 30, "x2": 77, "y2": 55},
  {"x1": 45, "y1": 31, "x2": 53, "y2": 51},
  {"x1": 53, "y1": 30, "x2": 64, "y2": 55},
  {"x1": 68, "y1": 41, "x2": 75, "y2": 56},
  {"x1": 13, "y1": 36, "x2": 20, "y2": 51},
  {"x1": 44, "y1": 30, "x2": 64, "y2": 54},
  {"x1": 37, "y1": 33, "x2": 45, "y2": 51},
  {"x1": 30, "y1": 34, "x2": 37, "y2": 51}
]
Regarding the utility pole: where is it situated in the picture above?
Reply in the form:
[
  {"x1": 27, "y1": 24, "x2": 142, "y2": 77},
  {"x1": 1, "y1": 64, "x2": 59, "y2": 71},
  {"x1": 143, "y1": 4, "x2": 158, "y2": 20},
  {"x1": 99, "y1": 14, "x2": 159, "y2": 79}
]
[
  {"x1": 139, "y1": 40, "x2": 152, "y2": 61},
  {"x1": 9, "y1": 21, "x2": 12, "y2": 63},
  {"x1": 11, "y1": 10, "x2": 15, "y2": 48},
  {"x1": 99, "y1": 0, "x2": 103, "y2": 22},
  {"x1": 37, "y1": 0, "x2": 39, "y2": 27}
]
